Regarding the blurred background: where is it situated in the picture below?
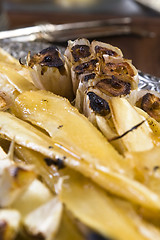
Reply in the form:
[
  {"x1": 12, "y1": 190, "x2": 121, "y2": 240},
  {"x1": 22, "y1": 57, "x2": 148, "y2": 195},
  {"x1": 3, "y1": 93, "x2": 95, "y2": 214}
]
[
  {"x1": 1, "y1": 0, "x2": 160, "y2": 76},
  {"x1": 2, "y1": 0, "x2": 160, "y2": 27}
]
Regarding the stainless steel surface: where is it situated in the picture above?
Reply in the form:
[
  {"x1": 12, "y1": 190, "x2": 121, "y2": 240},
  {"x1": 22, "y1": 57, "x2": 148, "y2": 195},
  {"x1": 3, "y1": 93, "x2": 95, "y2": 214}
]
[
  {"x1": 0, "y1": 18, "x2": 131, "y2": 40},
  {"x1": 0, "y1": 18, "x2": 155, "y2": 42}
]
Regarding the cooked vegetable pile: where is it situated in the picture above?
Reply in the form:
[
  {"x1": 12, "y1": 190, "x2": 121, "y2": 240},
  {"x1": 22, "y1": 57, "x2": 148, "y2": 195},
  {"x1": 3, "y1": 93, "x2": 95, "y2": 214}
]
[{"x1": 0, "y1": 39, "x2": 160, "y2": 240}]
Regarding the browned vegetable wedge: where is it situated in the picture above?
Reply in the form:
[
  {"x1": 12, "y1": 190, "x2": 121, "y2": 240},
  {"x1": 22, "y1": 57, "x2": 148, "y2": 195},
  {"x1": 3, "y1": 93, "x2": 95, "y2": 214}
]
[
  {"x1": 14, "y1": 141, "x2": 160, "y2": 211},
  {"x1": 23, "y1": 196, "x2": 63, "y2": 240},
  {"x1": 15, "y1": 146, "x2": 58, "y2": 191},
  {"x1": 82, "y1": 87, "x2": 111, "y2": 126},
  {"x1": 11, "y1": 179, "x2": 53, "y2": 218},
  {"x1": 95, "y1": 76, "x2": 131, "y2": 97},
  {"x1": 0, "y1": 64, "x2": 37, "y2": 93},
  {"x1": 1, "y1": 102, "x2": 160, "y2": 209},
  {"x1": 58, "y1": 169, "x2": 149, "y2": 240},
  {"x1": 135, "y1": 106, "x2": 160, "y2": 138},
  {"x1": 0, "y1": 111, "x2": 76, "y2": 162},
  {"x1": 0, "y1": 209, "x2": 21, "y2": 240},
  {"x1": 55, "y1": 210, "x2": 84, "y2": 240},
  {"x1": 108, "y1": 97, "x2": 154, "y2": 153},
  {"x1": 60, "y1": 156, "x2": 160, "y2": 211},
  {"x1": 14, "y1": 142, "x2": 160, "y2": 210},
  {"x1": 113, "y1": 198, "x2": 160, "y2": 240},
  {"x1": 101, "y1": 58, "x2": 138, "y2": 90},
  {"x1": 126, "y1": 147, "x2": 160, "y2": 195},
  {"x1": 15, "y1": 90, "x2": 126, "y2": 174},
  {"x1": 0, "y1": 162, "x2": 36, "y2": 207}
]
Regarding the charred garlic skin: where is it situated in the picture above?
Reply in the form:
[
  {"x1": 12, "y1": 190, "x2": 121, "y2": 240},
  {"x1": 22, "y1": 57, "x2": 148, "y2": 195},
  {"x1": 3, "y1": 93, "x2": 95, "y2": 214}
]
[
  {"x1": 96, "y1": 76, "x2": 131, "y2": 97},
  {"x1": 28, "y1": 46, "x2": 64, "y2": 69},
  {"x1": 64, "y1": 38, "x2": 91, "y2": 65},
  {"x1": 87, "y1": 91, "x2": 110, "y2": 116},
  {"x1": 27, "y1": 46, "x2": 74, "y2": 101},
  {"x1": 101, "y1": 57, "x2": 139, "y2": 91},
  {"x1": 74, "y1": 59, "x2": 98, "y2": 75},
  {"x1": 95, "y1": 45, "x2": 118, "y2": 57},
  {"x1": 90, "y1": 40, "x2": 123, "y2": 59},
  {"x1": 136, "y1": 93, "x2": 160, "y2": 122},
  {"x1": 84, "y1": 73, "x2": 96, "y2": 82},
  {"x1": 101, "y1": 60, "x2": 134, "y2": 77},
  {"x1": 71, "y1": 59, "x2": 99, "y2": 94},
  {"x1": 71, "y1": 45, "x2": 91, "y2": 62},
  {"x1": 82, "y1": 87, "x2": 112, "y2": 127},
  {"x1": 64, "y1": 39, "x2": 93, "y2": 95}
]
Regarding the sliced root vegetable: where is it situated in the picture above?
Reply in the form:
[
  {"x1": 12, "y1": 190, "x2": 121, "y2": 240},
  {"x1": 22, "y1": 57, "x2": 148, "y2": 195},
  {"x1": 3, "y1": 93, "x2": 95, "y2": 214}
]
[
  {"x1": 23, "y1": 196, "x2": 63, "y2": 240},
  {"x1": 15, "y1": 146, "x2": 59, "y2": 191},
  {"x1": 15, "y1": 90, "x2": 127, "y2": 174},
  {"x1": 11, "y1": 179, "x2": 53, "y2": 218},
  {"x1": 58, "y1": 169, "x2": 148, "y2": 240},
  {"x1": 0, "y1": 162, "x2": 36, "y2": 207},
  {"x1": 0, "y1": 209, "x2": 21, "y2": 240},
  {"x1": 109, "y1": 97, "x2": 154, "y2": 153},
  {"x1": 0, "y1": 146, "x2": 8, "y2": 160},
  {"x1": 0, "y1": 110, "x2": 160, "y2": 210},
  {"x1": 0, "y1": 111, "x2": 77, "y2": 162},
  {"x1": 0, "y1": 71, "x2": 18, "y2": 106},
  {"x1": 0, "y1": 64, "x2": 37, "y2": 93},
  {"x1": 55, "y1": 209, "x2": 84, "y2": 240},
  {"x1": 113, "y1": 198, "x2": 160, "y2": 240},
  {"x1": 14, "y1": 142, "x2": 160, "y2": 211},
  {"x1": 125, "y1": 147, "x2": 160, "y2": 195},
  {"x1": 61, "y1": 157, "x2": 160, "y2": 211},
  {"x1": 135, "y1": 106, "x2": 160, "y2": 139},
  {"x1": 96, "y1": 114, "x2": 118, "y2": 140}
]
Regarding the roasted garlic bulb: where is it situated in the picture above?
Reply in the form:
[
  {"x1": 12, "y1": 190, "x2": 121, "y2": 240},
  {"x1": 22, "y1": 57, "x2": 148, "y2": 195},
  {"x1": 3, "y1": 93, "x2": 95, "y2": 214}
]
[
  {"x1": 65, "y1": 39, "x2": 138, "y2": 111},
  {"x1": 26, "y1": 46, "x2": 74, "y2": 100},
  {"x1": 64, "y1": 39, "x2": 139, "y2": 142}
]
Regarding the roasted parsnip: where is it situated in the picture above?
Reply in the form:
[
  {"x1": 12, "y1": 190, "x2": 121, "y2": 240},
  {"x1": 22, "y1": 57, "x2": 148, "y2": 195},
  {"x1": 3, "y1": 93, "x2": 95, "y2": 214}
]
[
  {"x1": 14, "y1": 90, "x2": 125, "y2": 173},
  {"x1": 108, "y1": 97, "x2": 154, "y2": 153},
  {"x1": 23, "y1": 196, "x2": 63, "y2": 240},
  {"x1": 58, "y1": 168, "x2": 153, "y2": 240},
  {"x1": 0, "y1": 209, "x2": 21, "y2": 240}
]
